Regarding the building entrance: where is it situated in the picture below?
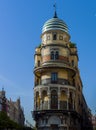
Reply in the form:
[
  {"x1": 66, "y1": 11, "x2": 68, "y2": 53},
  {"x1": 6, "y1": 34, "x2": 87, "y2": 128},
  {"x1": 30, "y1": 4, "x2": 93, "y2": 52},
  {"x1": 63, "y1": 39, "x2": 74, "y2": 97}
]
[{"x1": 51, "y1": 124, "x2": 59, "y2": 130}]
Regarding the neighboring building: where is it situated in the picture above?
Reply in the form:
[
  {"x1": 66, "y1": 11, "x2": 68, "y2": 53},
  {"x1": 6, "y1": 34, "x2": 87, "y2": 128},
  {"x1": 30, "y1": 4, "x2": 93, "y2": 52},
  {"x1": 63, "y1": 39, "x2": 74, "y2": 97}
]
[
  {"x1": 0, "y1": 88, "x2": 7, "y2": 112},
  {"x1": 92, "y1": 115, "x2": 96, "y2": 129},
  {"x1": 0, "y1": 88, "x2": 25, "y2": 126},
  {"x1": 32, "y1": 10, "x2": 93, "y2": 130},
  {"x1": 81, "y1": 94, "x2": 92, "y2": 129},
  {"x1": 7, "y1": 98, "x2": 25, "y2": 126}
]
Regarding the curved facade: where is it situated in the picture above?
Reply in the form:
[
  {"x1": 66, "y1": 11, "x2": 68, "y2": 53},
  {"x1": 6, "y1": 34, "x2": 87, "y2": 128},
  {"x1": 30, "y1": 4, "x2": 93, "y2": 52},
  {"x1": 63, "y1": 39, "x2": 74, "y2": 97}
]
[{"x1": 33, "y1": 13, "x2": 93, "y2": 130}]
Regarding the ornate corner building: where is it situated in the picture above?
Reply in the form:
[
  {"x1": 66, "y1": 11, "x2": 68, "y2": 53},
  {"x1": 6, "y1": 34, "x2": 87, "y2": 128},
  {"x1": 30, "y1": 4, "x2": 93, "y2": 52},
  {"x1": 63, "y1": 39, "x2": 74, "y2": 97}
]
[{"x1": 33, "y1": 11, "x2": 93, "y2": 130}]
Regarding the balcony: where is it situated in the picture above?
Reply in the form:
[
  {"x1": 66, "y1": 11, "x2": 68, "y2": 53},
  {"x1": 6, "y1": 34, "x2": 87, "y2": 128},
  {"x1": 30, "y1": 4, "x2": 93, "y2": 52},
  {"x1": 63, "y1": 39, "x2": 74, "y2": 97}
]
[
  {"x1": 42, "y1": 78, "x2": 70, "y2": 85},
  {"x1": 35, "y1": 78, "x2": 75, "y2": 87},
  {"x1": 42, "y1": 59, "x2": 69, "y2": 66},
  {"x1": 32, "y1": 109, "x2": 78, "y2": 120},
  {"x1": 34, "y1": 62, "x2": 76, "y2": 77},
  {"x1": 35, "y1": 101, "x2": 74, "y2": 111}
]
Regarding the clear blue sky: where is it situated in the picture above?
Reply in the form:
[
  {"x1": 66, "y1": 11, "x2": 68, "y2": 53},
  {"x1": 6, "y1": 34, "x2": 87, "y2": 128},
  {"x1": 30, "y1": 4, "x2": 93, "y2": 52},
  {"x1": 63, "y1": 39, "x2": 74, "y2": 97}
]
[{"x1": 0, "y1": 0, "x2": 96, "y2": 125}]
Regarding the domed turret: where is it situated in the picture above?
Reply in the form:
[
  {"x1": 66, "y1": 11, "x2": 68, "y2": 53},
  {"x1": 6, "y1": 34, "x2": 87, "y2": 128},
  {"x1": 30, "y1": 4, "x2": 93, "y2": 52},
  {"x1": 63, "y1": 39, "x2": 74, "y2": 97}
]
[{"x1": 42, "y1": 12, "x2": 68, "y2": 34}]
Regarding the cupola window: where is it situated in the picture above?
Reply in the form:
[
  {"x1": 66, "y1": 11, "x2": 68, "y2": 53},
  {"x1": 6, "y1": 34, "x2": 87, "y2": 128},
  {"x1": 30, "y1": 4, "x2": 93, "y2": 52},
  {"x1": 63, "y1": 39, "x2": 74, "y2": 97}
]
[{"x1": 53, "y1": 33, "x2": 57, "y2": 40}]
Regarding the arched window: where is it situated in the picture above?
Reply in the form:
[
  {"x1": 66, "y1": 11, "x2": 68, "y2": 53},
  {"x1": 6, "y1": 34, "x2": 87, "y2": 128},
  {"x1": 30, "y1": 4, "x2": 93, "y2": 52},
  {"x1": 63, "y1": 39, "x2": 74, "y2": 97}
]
[
  {"x1": 42, "y1": 90, "x2": 48, "y2": 109},
  {"x1": 51, "y1": 90, "x2": 58, "y2": 109},
  {"x1": 36, "y1": 92, "x2": 40, "y2": 109},
  {"x1": 69, "y1": 92, "x2": 73, "y2": 109}
]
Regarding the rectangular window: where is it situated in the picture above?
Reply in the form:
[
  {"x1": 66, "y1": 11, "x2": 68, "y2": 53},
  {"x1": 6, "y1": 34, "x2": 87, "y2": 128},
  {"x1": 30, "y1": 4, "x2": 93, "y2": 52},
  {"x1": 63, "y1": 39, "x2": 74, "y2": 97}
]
[
  {"x1": 51, "y1": 51, "x2": 59, "y2": 60},
  {"x1": 53, "y1": 33, "x2": 57, "y2": 40},
  {"x1": 38, "y1": 60, "x2": 40, "y2": 67},
  {"x1": 55, "y1": 51, "x2": 59, "y2": 59},
  {"x1": 51, "y1": 72, "x2": 58, "y2": 83},
  {"x1": 51, "y1": 51, "x2": 54, "y2": 60}
]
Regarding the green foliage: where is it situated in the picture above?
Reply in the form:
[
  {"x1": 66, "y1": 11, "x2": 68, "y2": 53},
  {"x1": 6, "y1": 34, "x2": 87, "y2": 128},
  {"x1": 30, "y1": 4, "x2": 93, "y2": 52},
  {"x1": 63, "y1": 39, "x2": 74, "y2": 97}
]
[
  {"x1": 69, "y1": 42, "x2": 76, "y2": 48},
  {"x1": 0, "y1": 111, "x2": 35, "y2": 130},
  {"x1": 0, "y1": 111, "x2": 23, "y2": 129},
  {"x1": 38, "y1": 43, "x2": 41, "y2": 48}
]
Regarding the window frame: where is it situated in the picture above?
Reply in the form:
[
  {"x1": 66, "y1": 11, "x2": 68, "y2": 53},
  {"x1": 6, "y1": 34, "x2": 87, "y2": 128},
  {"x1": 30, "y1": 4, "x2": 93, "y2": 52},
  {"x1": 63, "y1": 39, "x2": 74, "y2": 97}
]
[
  {"x1": 51, "y1": 90, "x2": 58, "y2": 109},
  {"x1": 51, "y1": 72, "x2": 58, "y2": 83},
  {"x1": 50, "y1": 50, "x2": 59, "y2": 60}
]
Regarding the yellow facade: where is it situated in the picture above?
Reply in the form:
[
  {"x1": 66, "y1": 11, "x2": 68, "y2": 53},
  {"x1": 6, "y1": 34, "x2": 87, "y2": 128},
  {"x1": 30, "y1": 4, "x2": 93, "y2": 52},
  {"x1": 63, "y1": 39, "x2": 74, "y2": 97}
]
[{"x1": 33, "y1": 12, "x2": 93, "y2": 130}]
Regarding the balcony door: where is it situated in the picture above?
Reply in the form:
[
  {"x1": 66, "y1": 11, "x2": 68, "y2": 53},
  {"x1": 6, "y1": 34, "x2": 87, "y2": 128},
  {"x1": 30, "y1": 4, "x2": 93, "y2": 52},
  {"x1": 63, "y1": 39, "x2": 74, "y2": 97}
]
[{"x1": 51, "y1": 90, "x2": 58, "y2": 109}]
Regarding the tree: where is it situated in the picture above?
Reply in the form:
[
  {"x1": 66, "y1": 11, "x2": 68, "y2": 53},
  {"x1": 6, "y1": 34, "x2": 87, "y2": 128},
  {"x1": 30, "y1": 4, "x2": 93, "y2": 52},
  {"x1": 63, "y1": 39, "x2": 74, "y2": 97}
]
[{"x1": 0, "y1": 111, "x2": 23, "y2": 129}]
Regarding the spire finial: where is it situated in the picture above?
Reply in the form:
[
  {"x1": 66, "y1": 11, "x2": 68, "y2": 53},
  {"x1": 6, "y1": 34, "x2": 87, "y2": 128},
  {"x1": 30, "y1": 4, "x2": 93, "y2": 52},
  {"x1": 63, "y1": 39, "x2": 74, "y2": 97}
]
[
  {"x1": 53, "y1": 3, "x2": 57, "y2": 18},
  {"x1": 2, "y1": 85, "x2": 4, "y2": 91}
]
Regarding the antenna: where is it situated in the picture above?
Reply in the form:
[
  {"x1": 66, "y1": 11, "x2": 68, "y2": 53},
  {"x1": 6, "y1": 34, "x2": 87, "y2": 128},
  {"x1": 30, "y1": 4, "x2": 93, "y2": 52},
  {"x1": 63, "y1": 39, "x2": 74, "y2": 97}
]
[
  {"x1": 53, "y1": 3, "x2": 58, "y2": 18},
  {"x1": 53, "y1": 3, "x2": 56, "y2": 12}
]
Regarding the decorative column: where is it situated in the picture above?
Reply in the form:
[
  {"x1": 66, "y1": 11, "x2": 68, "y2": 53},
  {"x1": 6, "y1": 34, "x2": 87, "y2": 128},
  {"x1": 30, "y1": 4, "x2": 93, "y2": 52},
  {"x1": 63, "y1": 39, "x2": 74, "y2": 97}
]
[
  {"x1": 39, "y1": 89, "x2": 42, "y2": 110},
  {"x1": 67, "y1": 88, "x2": 69, "y2": 110},
  {"x1": 58, "y1": 87, "x2": 60, "y2": 109},
  {"x1": 34, "y1": 91, "x2": 36, "y2": 110},
  {"x1": 73, "y1": 92, "x2": 75, "y2": 110},
  {"x1": 48, "y1": 87, "x2": 50, "y2": 109}
]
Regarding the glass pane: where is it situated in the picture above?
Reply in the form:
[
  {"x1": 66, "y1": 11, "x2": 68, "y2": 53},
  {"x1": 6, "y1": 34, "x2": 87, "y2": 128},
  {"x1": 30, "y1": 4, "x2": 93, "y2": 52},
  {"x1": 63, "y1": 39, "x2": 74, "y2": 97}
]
[
  {"x1": 55, "y1": 51, "x2": 59, "y2": 59},
  {"x1": 51, "y1": 73, "x2": 58, "y2": 82}
]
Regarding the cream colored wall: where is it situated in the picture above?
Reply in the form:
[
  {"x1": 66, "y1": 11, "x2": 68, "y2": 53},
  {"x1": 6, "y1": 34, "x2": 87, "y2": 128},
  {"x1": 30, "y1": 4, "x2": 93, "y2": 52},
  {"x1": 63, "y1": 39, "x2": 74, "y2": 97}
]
[
  {"x1": 59, "y1": 47, "x2": 69, "y2": 57},
  {"x1": 41, "y1": 46, "x2": 69, "y2": 57},
  {"x1": 41, "y1": 47, "x2": 50, "y2": 56},
  {"x1": 41, "y1": 30, "x2": 70, "y2": 45},
  {"x1": 34, "y1": 47, "x2": 41, "y2": 67},
  {"x1": 73, "y1": 72, "x2": 82, "y2": 114},
  {"x1": 42, "y1": 73, "x2": 50, "y2": 80},
  {"x1": 35, "y1": 48, "x2": 41, "y2": 53},
  {"x1": 60, "y1": 93, "x2": 67, "y2": 100},
  {"x1": 41, "y1": 70, "x2": 68, "y2": 80},
  {"x1": 58, "y1": 70, "x2": 68, "y2": 79},
  {"x1": 34, "y1": 30, "x2": 86, "y2": 116},
  {"x1": 69, "y1": 55, "x2": 78, "y2": 67},
  {"x1": 34, "y1": 56, "x2": 41, "y2": 67}
]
